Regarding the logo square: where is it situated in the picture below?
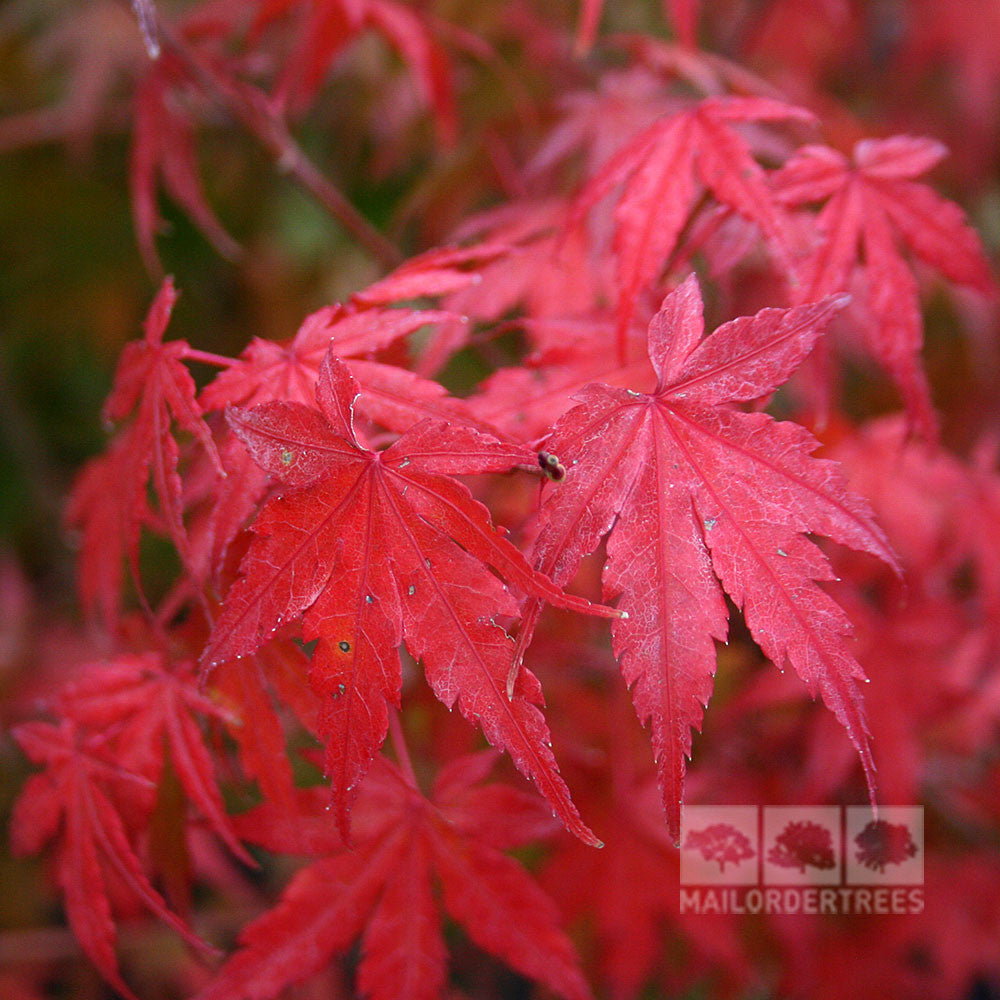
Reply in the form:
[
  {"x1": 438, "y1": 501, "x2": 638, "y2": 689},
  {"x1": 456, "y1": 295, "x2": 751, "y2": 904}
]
[
  {"x1": 845, "y1": 807, "x2": 923, "y2": 885},
  {"x1": 680, "y1": 806, "x2": 759, "y2": 885},
  {"x1": 762, "y1": 806, "x2": 841, "y2": 885}
]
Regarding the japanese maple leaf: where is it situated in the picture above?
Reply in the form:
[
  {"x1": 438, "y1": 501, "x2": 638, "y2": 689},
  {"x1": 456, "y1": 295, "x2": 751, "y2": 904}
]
[
  {"x1": 10, "y1": 720, "x2": 209, "y2": 1000},
  {"x1": 199, "y1": 252, "x2": 507, "y2": 571},
  {"x1": 70, "y1": 279, "x2": 223, "y2": 625},
  {"x1": 414, "y1": 203, "x2": 609, "y2": 377},
  {"x1": 202, "y1": 346, "x2": 618, "y2": 843},
  {"x1": 196, "y1": 755, "x2": 589, "y2": 1000},
  {"x1": 253, "y1": 0, "x2": 456, "y2": 142},
  {"x1": 200, "y1": 243, "x2": 509, "y2": 426},
  {"x1": 200, "y1": 244, "x2": 508, "y2": 444},
  {"x1": 566, "y1": 96, "x2": 812, "y2": 357},
  {"x1": 54, "y1": 652, "x2": 254, "y2": 865},
  {"x1": 513, "y1": 275, "x2": 897, "y2": 841},
  {"x1": 772, "y1": 136, "x2": 994, "y2": 437},
  {"x1": 131, "y1": 52, "x2": 241, "y2": 273},
  {"x1": 727, "y1": 586, "x2": 993, "y2": 809},
  {"x1": 200, "y1": 304, "x2": 478, "y2": 431},
  {"x1": 526, "y1": 71, "x2": 678, "y2": 186},
  {"x1": 212, "y1": 640, "x2": 323, "y2": 814}
]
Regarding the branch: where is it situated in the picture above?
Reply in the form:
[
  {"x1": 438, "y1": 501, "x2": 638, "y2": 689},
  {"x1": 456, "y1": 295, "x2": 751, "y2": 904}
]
[{"x1": 155, "y1": 20, "x2": 403, "y2": 269}]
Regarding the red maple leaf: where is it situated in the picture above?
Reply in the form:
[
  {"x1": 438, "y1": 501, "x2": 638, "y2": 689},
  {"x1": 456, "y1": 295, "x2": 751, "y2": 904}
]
[
  {"x1": 10, "y1": 720, "x2": 210, "y2": 1000},
  {"x1": 566, "y1": 96, "x2": 813, "y2": 357},
  {"x1": 65, "y1": 430, "x2": 153, "y2": 631},
  {"x1": 68, "y1": 278, "x2": 224, "y2": 626},
  {"x1": 772, "y1": 135, "x2": 994, "y2": 437},
  {"x1": 722, "y1": 586, "x2": 993, "y2": 809},
  {"x1": 414, "y1": 202, "x2": 610, "y2": 377},
  {"x1": 538, "y1": 673, "x2": 749, "y2": 999},
  {"x1": 54, "y1": 652, "x2": 254, "y2": 865},
  {"x1": 197, "y1": 249, "x2": 509, "y2": 571},
  {"x1": 470, "y1": 313, "x2": 655, "y2": 440},
  {"x1": 513, "y1": 274, "x2": 897, "y2": 841},
  {"x1": 200, "y1": 303, "x2": 481, "y2": 433},
  {"x1": 200, "y1": 243, "x2": 508, "y2": 429},
  {"x1": 194, "y1": 754, "x2": 589, "y2": 1000},
  {"x1": 202, "y1": 346, "x2": 619, "y2": 842},
  {"x1": 211, "y1": 639, "x2": 323, "y2": 815},
  {"x1": 131, "y1": 52, "x2": 241, "y2": 274},
  {"x1": 525, "y1": 70, "x2": 677, "y2": 185},
  {"x1": 253, "y1": 0, "x2": 456, "y2": 142}
]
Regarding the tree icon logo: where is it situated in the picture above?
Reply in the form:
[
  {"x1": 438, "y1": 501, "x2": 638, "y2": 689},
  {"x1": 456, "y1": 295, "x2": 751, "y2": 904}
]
[
  {"x1": 684, "y1": 823, "x2": 757, "y2": 872},
  {"x1": 768, "y1": 820, "x2": 837, "y2": 873},
  {"x1": 854, "y1": 819, "x2": 919, "y2": 873},
  {"x1": 680, "y1": 807, "x2": 759, "y2": 884},
  {"x1": 846, "y1": 807, "x2": 923, "y2": 884}
]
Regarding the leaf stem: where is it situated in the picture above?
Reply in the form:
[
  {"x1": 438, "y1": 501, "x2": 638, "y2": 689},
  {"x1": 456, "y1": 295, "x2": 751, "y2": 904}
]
[
  {"x1": 388, "y1": 710, "x2": 419, "y2": 789},
  {"x1": 182, "y1": 347, "x2": 235, "y2": 368}
]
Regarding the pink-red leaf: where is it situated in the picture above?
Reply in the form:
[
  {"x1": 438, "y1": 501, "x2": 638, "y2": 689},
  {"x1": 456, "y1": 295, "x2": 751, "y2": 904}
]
[
  {"x1": 195, "y1": 758, "x2": 588, "y2": 1000},
  {"x1": 11, "y1": 720, "x2": 208, "y2": 999},
  {"x1": 56, "y1": 653, "x2": 253, "y2": 865},
  {"x1": 516, "y1": 275, "x2": 896, "y2": 841},
  {"x1": 568, "y1": 97, "x2": 812, "y2": 355},
  {"x1": 772, "y1": 135, "x2": 995, "y2": 436},
  {"x1": 80, "y1": 279, "x2": 224, "y2": 617},
  {"x1": 203, "y1": 349, "x2": 618, "y2": 842}
]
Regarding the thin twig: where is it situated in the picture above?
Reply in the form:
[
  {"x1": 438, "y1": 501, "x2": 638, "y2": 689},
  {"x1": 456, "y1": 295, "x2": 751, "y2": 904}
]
[{"x1": 155, "y1": 19, "x2": 403, "y2": 269}]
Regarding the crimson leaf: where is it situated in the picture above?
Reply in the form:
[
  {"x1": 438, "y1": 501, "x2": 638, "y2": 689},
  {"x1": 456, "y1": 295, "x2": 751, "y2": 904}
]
[
  {"x1": 514, "y1": 275, "x2": 897, "y2": 841},
  {"x1": 202, "y1": 347, "x2": 619, "y2": 843},
  {"x1": 196, "y1": 756, "x2": 589, "y2": 1000}
]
